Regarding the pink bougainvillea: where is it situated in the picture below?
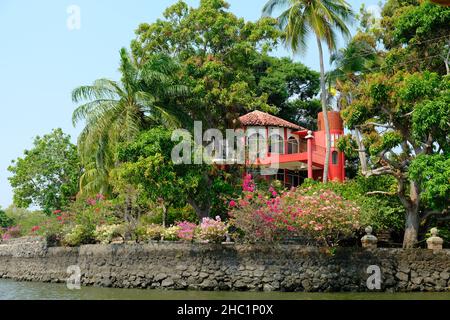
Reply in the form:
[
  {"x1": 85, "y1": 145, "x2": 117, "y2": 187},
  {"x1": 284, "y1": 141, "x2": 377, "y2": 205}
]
[
  {"x1": 242, "y1": 174, "x2": 255, "y2": 192},
  {"x1": 197, "y1": 216, "x2": 228, "y2": 243},
  {"x1": 176, "y1": 221, "x2": 198, "y2": 241},
  {"x1": 1, "y1": 226, "x2": 21, "y2": 241},
  {"x1": 228, "y1": 177, "x2": 361, "y2": 246}
]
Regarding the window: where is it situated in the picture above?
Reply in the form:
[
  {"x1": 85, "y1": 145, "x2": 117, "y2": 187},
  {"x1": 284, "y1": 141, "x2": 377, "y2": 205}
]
[
  {"x1": 286, "y1": 170, "x2": 301, "y2": 188},
  {"x1": 269, "y1": 134, "x2": 284, "y2": 154},
  {"x1": 287, "y1": 137, "x2": 299, "y2": 154},
  {"x1": 247, "y1": 133, "x2": 265, "y2": 158},
  {"x1": 332, "y1": 151, "x2": 339, "y2": 165},
  {"x1": 276, "y1": 169, "x2": 285, "y2": 182}
]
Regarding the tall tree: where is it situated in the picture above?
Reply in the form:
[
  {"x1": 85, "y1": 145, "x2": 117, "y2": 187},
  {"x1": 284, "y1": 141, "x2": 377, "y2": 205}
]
[
  {"x1": 131, "y1": 0, "x2": 282, "y2": 130},
  {"x1": 341, "y1": 71, "x2": 449, "y2": 248},
  {"x1": 112, "y1": 127, "x2": 227, "y2": 221},
  {"x1": 336, "y1": 0, "x2": 450, "y2": 248},
  {"x1": 8, "y1": 129, "x2": 81, "y2": 214},
  {"x1": 263, "y1": 0, "x2": 354, "y2": 182},
  {"x1": 72, "y1": 49, "x2": 187, "y2": 195}
]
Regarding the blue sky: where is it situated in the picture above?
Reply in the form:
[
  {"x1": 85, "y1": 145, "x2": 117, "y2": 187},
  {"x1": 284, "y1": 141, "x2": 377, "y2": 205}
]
[{"x1": 0, "y1": 0, "x2": 381, "y2": 209}]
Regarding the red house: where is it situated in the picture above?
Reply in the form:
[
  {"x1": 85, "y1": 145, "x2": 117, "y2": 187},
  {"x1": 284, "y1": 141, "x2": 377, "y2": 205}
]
[{"x1": 238, "y1": 110, "x2": 345, "y2": 188}]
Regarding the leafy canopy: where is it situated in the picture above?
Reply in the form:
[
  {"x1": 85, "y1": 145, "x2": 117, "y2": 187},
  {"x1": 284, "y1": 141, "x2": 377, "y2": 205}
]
[{"x1": 8, "y1": 129, "x2": 81, "y2": 214}]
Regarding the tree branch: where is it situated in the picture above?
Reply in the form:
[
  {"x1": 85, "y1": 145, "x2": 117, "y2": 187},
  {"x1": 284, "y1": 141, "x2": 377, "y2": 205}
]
[
  {"x1": 366, "y1": 191, "x2": 396, "y2": 196},
  {"x1": 357, "y1": 122, "x2": 394, "y2": 129},
  {"x1": 421, "y1": 208, "x2": 448, "y2": 220},
  {"x1": 361, "y1": 166, "x2": 393, "y2": 177}
]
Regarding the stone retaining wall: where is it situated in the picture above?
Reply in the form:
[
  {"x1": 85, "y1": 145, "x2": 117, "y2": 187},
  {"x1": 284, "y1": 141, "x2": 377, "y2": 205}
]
[{"x1": 0, "y1": 237, "x2": 449, "y2": 292}]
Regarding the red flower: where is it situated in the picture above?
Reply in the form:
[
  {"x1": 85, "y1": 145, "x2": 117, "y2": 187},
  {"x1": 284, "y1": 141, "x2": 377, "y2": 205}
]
[
  {"x1": 31, "y1": 226, "x2": 40, "y2": 233},
  {"x1": 229, "y1": 200, "x2": 237, "y2": 207},
  {"x1": 53, "y1": 210, "x2": 62, "y2": 215}
]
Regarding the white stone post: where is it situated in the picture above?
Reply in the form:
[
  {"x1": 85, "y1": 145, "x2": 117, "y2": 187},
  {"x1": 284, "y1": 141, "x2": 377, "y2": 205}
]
[
  {"x1": 361, "y1": 226, "x2": 378, "y2": 249},
  {"x1": 426, "y1": 228, "x2": 443, "y2": 251}
]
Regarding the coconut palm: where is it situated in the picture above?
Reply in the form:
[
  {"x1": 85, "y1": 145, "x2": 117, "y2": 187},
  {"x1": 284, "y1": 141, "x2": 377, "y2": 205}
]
[
  {"x1": 263, "y1": 0, "x2": 354, "y2": 182},
  {"x1": 328, "y1": 37, "x2": 379, "y2": 92},
  {"x1": 72, "y1": 48, "x2": 188, "y2": 195}
]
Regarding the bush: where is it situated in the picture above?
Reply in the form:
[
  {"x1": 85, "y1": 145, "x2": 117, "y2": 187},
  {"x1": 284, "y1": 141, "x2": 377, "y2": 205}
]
[
  {"x1": 146, "y1": 224, "x2": 165, "y2": 240},
  {"x1": 63, "y1": 224, "x2": 95, "y2": 247},
  {"x1": 3, "y1": 206, "x2": 48, "y2": 236},
  {"x1": 197, "y1": 216, "x2": 228, "y2": 243},
  {"x1": 300, "y1": 177, "x2": 404, "y2": 233},
  {"x1": 1, "y1": 226, "x2": 21, "y2": 241},
  {"x1": 0, "y1": 210, "x2": 14, "y2": 228},
  {"x1": 229, "y1": 177, "x2": 361, "y2": 246},
  {"x1": 32, "y1": 210, "x2": 73, "y2": 246},
  {"x1": 94, "y1": 224, "x2": 124, "y2": 244},
  {"x1": 176, "y1": 221, "x2": 198, "y2": 241},
  {"x1": 162, "y1": 226, "x2": 181, "y2": 241}
]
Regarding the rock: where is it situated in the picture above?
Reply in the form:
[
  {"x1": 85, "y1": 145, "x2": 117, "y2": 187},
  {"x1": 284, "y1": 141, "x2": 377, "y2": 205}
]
[
  {"x1": 439, "y1": 272, "x2": 449, "y2": 280},
  {"x1": 263, "y1": 284, "x2": 275, "y2": 292},
  {"x1": 254, "y1": 270, "x2": 264, "y2": 277},
  {"x1": 200, "y1": 279, "x2": 218, "y2": 290},
  {"x1": 234, "y1": 280, "x2": 247, "y2": 290},
  {"x1": 411, "y1": 277, "x2": 423, "y2": 285},
  {"x1": 395, "y1": 272, "x2": 409, "y2": 282},
  {"x1": 176, "y1": 265, "x2": 188, "y2": 271},
  {"x1": 154, "y1": 273, "x2": 168, "y2": 282},
  {"x1": 161, "y1": 278, "x2": 174, "y2": 287}
]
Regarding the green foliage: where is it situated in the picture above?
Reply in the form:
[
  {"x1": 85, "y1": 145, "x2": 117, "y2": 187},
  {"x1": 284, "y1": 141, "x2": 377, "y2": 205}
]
[
  {"x1": 63, "y1": 224, "x2": 95, "y2": 247},
  {"x1": 94, "y1": 224, "x2": 125, "y2": 244},
  {"x1": 72, "y1": 49, "x2": 187, "y2": 195},
  {"x1": 229, "y1": 181, "x2": 361, "y2": 246},
  {"x1": 0, "y1": 209, "x2": 14, "y2": 228},
  {"x1": 2, "y1": 206, "x2": 48, "y2": 235},
  {"x1": 8, "y1": 129, "x2": 81, "y2": 214},
  {"x1": 409, "y1": 154, "x2": 450, "y2": 211},
  {"x1": 301, "y1": 177, "x2": 405, "y2": 233},
  {"x1": 381, "y1": 0, "x2": 450, "y2": 75},
  {"x1": 133, "y1": 0, "x2": 279, "y2": 127},
  {"x1": 112, "y1": 127, "x2": 213, "y2": 221}
]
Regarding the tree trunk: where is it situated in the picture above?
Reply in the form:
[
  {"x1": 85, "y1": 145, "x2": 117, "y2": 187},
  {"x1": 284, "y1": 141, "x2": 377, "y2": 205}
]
[
  {"x1": 187, "y1": 198, "x2": 210, "y2": 222},
  {"x1": 403, "y1": 207, "x2": 420, "y2": 248},
  {"x1": 401, "y1": 180, "x2": 421, "y2": 248},
  {"x1": 317, "y1": 36, "x2": 331, "y2": 183},
  {"x1": 162, "y1": 204, "x2": 167, "y2": 229},
  {"x1": 355, "y1": 128, "x2": 368, "y2": 174}
]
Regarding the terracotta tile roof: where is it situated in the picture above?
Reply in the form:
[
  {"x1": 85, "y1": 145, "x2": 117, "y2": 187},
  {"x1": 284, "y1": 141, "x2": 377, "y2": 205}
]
[{"x1": 239, "y1": 110, "x2": 305, "y2": 130}]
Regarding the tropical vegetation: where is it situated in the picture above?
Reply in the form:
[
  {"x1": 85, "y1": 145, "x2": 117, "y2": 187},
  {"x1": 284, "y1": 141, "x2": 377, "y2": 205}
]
[{"x1": 2, "y1": 0, "x2": 449, "y2": 249}]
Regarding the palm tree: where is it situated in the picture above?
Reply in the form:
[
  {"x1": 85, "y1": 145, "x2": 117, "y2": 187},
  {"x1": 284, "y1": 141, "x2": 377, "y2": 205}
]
[
  {"x1": 263, "y1": 0, "x2": 354, "y2": 182},
  {"x1": 72, "y1": 48, "x2": 187, "y2": 195}
]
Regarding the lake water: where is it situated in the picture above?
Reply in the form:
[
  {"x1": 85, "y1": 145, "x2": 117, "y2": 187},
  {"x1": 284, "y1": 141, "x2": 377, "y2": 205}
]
[{"x1": 0, "y1": 280, "x2": 449, "y2": 300}]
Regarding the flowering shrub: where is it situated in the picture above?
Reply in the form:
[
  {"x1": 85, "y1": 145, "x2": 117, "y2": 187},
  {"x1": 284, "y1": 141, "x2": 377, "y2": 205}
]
[
  {"x1": 63, "y1": 224, "x2": 95, "y2": 247},
  {"x1": 229, "y1": 177, "x2": 361, "y2": 246},
  {"x1": 146, "y1": 224, "x2": 165, "y2": 240},
  {"x1": 176, "y1": 221, "x2": 198, "y2": 241},
  {"x1": 1, "y1": 226, "x2": 21, "y2": 241},
  {"x1": 162, "y1": 225, "x2": 181, "y2": 241},
  {"x1": 197, "y1": 216, "x2": 228, "y2": 243},
  {"x1": 94, "y1": 224, "x2": 124, "y2": 244},
  {"x1": 32, "y1": 210, "x2": 73, "y2": 245},
  {"x1": 242, "y1": 174, "x2": 255, "y2": 192}
]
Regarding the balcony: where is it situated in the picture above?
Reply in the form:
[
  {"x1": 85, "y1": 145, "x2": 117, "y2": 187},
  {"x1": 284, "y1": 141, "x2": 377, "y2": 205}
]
[{"x1": 246, "y1": 139, "x2": 326, "y2": 169}]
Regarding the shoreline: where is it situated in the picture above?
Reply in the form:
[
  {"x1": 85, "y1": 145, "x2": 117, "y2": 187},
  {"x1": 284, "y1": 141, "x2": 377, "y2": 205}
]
[{"x1": 0, "y1": 237, "x2": 449, "y2": 293}]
